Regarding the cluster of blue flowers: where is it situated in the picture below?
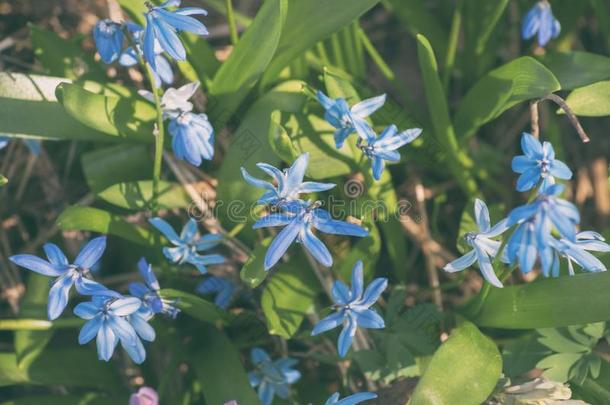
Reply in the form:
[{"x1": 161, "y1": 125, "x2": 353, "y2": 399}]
[
  {"x1": 444, "y1": 133, "x2": 610, "y2": 286},
  {"x1": 9, "y1": 238, "x2": 174, "y2": 363},
  {"x1": 316, "y1": 91, "x2": 422, "y2": 180},
  {"x1": 93, "y1": 2, "x2": 214, "y2": 167}
]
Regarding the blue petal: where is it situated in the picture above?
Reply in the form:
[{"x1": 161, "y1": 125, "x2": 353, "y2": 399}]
[
  {"x1": 298, "y1": 181, "x2": 336, "y2": 193},
  {"x1": 351, "y1": 94, "x2": 386, "y2": 118},
  {"x1": 109, "y1": 297, "x2": 141, "y2": 316},
  {"x1": 152, "y1": 16, "x2": 187, "y2": 61},
  {"x1": 43, "y1": 243, "x2": 69, "y2": 267},
  {"x1": 516, "y1": 167, "x2": 542, "y2": 192},
  {"x1": 108, "y1": 316, "x2": 138, "y2": 345},
  {"x1": 474, "y1": 199, "x2": 491, "y2": 233},
  {"x1": 337, "y1": 315, "x2": 357, "y2": 358},
  {"x1": 285, "y1": 153, "x2": 309, "y2": 193},
  {"x1": 360, "y1": 278, "x2": 388, "y2": 307},
  {"x1": 121, "y1": 334, "x2": 146, "y2": 364},
  {"x1": 96, "y1": 321, "x2": 118, "y2": 361},
  {"x1": 520, "y1": 133, "x2": 543, "y2": 158},
  {"x1": 473, "y1": 244, "x2": 503, "y2": 288},
  {"x1": 334, "y1": 127, "x2": 354, "y2": 148},
  {"x1": 149, "y1": 217, "x2": 182, "y2": 244},
  {"x1": 350, "y1": 261, "x2": 364, "y2": 299},
  {"x1": 74, "y1": 236, "x2": 107, "y2": 269},
  {"x1": 9, "y1": 254, "x2": 64, "y2": 277},
  {"x1": 128, "y1": 281, "x2": 149, "y2": 298},
  {"x1": 549, "y1": 159, "x2": 572, "y2": 180},
  {"x1": 443, "y1": 250, "x2": 477, "y2": 273},
  {"x1": 521, "y1": 5, "x2": 541, "y2": 40},
  {"x1": 258, "y1": 381, "x2": 275, "y2": 405},
  {"x1": 251, "y1": 347, "x2": 271, "y2": 365},
  {"x1": 195, "y1": 233, "x2": 223, "y2": 251},
  {"x1": 371, "y1": 156, "x2": 384, "y2": 181},
  {"x1": 180, "y1": 219, "x2": 199, "y2": 242},
  {"x1": 375, "y1": 127, "x2": 422, "y2": 150},
  {"x1": 74, "y1": 277, "x2": 115, "y2": 296},
  {"x1": 264, "y1": 217, "x2": 302, "y2": 270},
  {"x1": 241, "y1": 167, "x2": 275, "y2": 191},
  {"x1": 143, "y1": 14, "x2": 158, "y2": 70},
  {"x1": 332, "y1": 280, "x2": 351, "y2": 305},
  {"x1": 511, "y1": 155, "x2": 536, "y2": 173},
  {"x1": 138, "y1": 257, "x2": 160, "y2": 290},
  {"x1": 317, "y1": 91, "x2": 334, "y2": 110},
  {"x1": 311, "y1": 311, "x2": 344, "y2": 336},
  {"x1": 79, "y1": 316, "x2": 102, "y2": 344},
  {"x1": 301, "y1": 228, "x2": 333, "y2": 267},
  {"x1": 156, "y1": 8, "x2": 208, "y2": 35},
  {"x1": 352, "y1": 308, "x2": 385, "y2": 329},
  {"x1": 47, "y1": 274, "x2": 75, "y2": 320},
  {"x1": 311, "y1": 210, "x2": 368, "y2": 237},
  {"x1": 74, "y1": 301, "x2": 100, "y2": 320}
]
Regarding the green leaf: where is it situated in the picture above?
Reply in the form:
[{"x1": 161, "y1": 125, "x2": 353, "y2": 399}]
[
  {"x1": 538, "y1": 51, "x2": 610, "y2": 90},
  {"x1": 15, "y1": 275, "x2": 53, "y2": 370},
  {"x1": 454, "y1": 57, "x2": 561, "y2": 140},
  {"x1": 416, "y1": 34, "x2": 477, "y2": 195},
  {"x1": 0, "y1": 73, "x2": 114, "y2": 141},
  {"x1": 409, "y1": 321, "x2": 502, "y2": 405},
  {"x1": 208, "y1": 0, "x2": 288, "y2": 127},
  {"x1": 502, "y1": 333, "x2": 551, "y2": 378},
  {"x1": 98, "y1": 181, "x2": 190, "y2": 211},
  {"x1": 81, "y1": 144, "x2": 153, "y2": 193},
  {"x1": 240, "y1": 237, "x2": 272, "y2": 288},
  {"x1": 261, "y1": 258, "x2": 320, "y2": 338},
  {"x1": 30, "y1": 24, "x2": 106, "y2": 81},
  {"x1": 262, "y1": 0, "x2": 380, "y2": 84},
  {"x1": 463, "y1": 272, "x2": 610, "y2": 329},
  {"x1": 55, "y1": 83, "x2": 155, "y2": 143},
  {"x1": 537, "y1": 328, "x2": 590, "y2": 353},
  {"x1": 57, "y1": 206, "x2": 154, "y2": 246},
  {"x1": 160, "y1": 289, "x2": 227, "y2": 324},
  {"x1": 537, "y1": 353, "x2": 583, "y2": 383},
  {"x1": 572, "y1": 360, "x2": 610, "y2": 404},
  {"x1": 0, "y1": 394, "x2": 121, "y2": 405},
  {"x1": 0, "y1": 349, "x2": 122, "y2": 392},
  {"x1": 562, "y1": 81, "x2": 610, "y2": 117},
  {"x1": 192, "y1": 324, "x2": 260, "y2": 405},
  {"x1": 0, "y1": 175, "x2": 7, "y2": 187}
]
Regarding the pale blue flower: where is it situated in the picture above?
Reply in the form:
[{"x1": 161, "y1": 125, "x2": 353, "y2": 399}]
[
  {"x1": 552, "y1": 231, "x2": 610, "y2": 275},
  {"x1": 317, "y1": 91, "x2": 385, "y2": 148},
  {"x1": 325, "y1": 392, "x2": 378, "y2": 405},
  {"x1": 93, "y1": 19, "x2": 124, "y2": 63},
  {"x1": 247, "y1": 348, "x2": 301, "y2": 405},
  {"x1": 10, "y1": 237, "x2": 117, "y2": 320},
  {"x1": 143, "y1": 0, "x2": 208, "y2": 70},
  {"x1": 196, "y1": 276, "x2": 236, "y2": 309},
  {"x1": 254, "y1": 202, "x2": 368, "y2": 270},
  {"x1": 511, "y1": 133, "x2": 572, "y2": 192},
  {"x1": 74, "y1": 295, "x2": 147, "y2": 364},
  {"x1": 149, "y1": 218, "x2": 225, "y2": 273},
  {"x1": 522, "y1": 1, "x2": 560, "y2": 47},
  {"x1": 241, "y1": 153, "x2": 335, "y2": 206},
  {"x1": 357, "y1": 124, "x2": 422, "y2": 180},
  {"x1": 444, "y1": 199, "x2": 509, "y2": 288},
  {"x1": 312, "y1": 261, "x2": 387, "y2": 357},
  {"x1": 129, "y1": 257, "x2": 179, "y2": 318},
  {"x1": 119, "y1": 23, "x2": 173, "y2": 87},
  {"x1": 507, "y1": 185, "x2": 580, "y2": 274}
]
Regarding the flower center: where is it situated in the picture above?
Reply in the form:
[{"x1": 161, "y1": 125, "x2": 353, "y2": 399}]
[
  {"x1": 538, "y1": 158, "x2": 550, "y2": 177},
  {"x1": 464, "y1": 232, "x2": 477, "y2": 245}
]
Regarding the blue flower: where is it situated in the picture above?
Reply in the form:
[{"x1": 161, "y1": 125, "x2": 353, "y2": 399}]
[
  {"x1": 140, "y1": 81, "x2": 199, "y2": 119},
  {"x1": 93, "y1": 19, "x2": 124, "y2": 63},
  {"x1": 9, "y1": 237, "x2": 117, "y2": 320},
  {"x1": 196, "y1": 276, "x2": 236, "y2": 309},
  {"x1": 317, "y1": 91, "x2": 385, "y2": 148},
  {"x1": 522, "y1": 1, "x2": 560, "y2": 47},
  {"x1": 129, "y1": 257, "x2": 179, "y2": 318},
  {"x1": 0, "y1": 136, "x2": 41, "y2": 156},
  {"x1": 149, "y1": 217, "x2": 225, "y2": 273},
  {"x1": 254, "y1": 202, "x2": 368, "y2": 270},
  {"x1": 511, "y1": 133, "x2": 572, "y2": 192},
  {"x1": 241, "y1": 153, "x2": 335, "y2": 206},
  {"x1": 143, "y1": 0, "x2": 208, "y2": 70},
  {"x1": 357, "y1": 125, "x2": 422, "y2": 180},
  {"x1": 311, "y1": 261, "x2": 387, "y2": 357},
  {"x1": 552, "y1": 231, "x2": 610, "y2": 275},
  {"x1": 507, "y1": 185, "x2": 580, "y2": 274},
  {"x1": 119, "y1": 23, "x2": 173, "y2": 87},
  {"x1": 444, "y1": 199, "x2": 510, "y2": 288},
  {"x1": 74, "y1": 295, "x2": 148, "y2": 364},
  {"x1": 325, "y1": 392, "x2": 378, "y2": 405},
  {"x1": 247, "y1": 348, "x2": 301, "y2": 405},
  {"x1": 168, "y1": 112, "x2": 214, "y2": 166}
]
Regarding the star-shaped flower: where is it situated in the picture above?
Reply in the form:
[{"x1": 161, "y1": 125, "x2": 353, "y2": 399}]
[
  {"x1": 511, "y1": 133, "x2": 572, "y2": 192},
  {"x1": 129, "y1": 257, "x2": 180, "y2": 318},
  {"x1": 149, "y1": 218, "x2": 225, "y2": 273},
  {"x1": 241, "y1": 153, "x2": 335, "y2": 207},
  {"x1": 93, "y1": 19, "x2": 124, "y2": 63},
  {"x1": 316, "y1": 91, "x2": 385, "y2": 148},
  {"x1": 196, "y1": 276, "x2": 236, "y2": 309},
  {"x1": 247, "y1": 348, "x2": 301, "y2": 405},
  {"x1": 311, "y1": 261, "x2": 387, "y2": 357},
  {"x1": 357, "y1": 124, "x2": 422, "y2": 180},
  {"x1": 522, "y1": 0, "x2": 560, "y2": 47},
  {"x1": 551, "y1": 231, "x2": 610, "y2": 275},
  {"x1": 444, "y1": 199, "x2": 509, "y2": 288},
  {"x1": 10, "y1": 237, "x2": 117, "y2": 320}
]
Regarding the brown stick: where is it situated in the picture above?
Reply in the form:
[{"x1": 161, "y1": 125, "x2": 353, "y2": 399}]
[{"x1": 539, "y1": 94, "x2": 591, "y2": 143}]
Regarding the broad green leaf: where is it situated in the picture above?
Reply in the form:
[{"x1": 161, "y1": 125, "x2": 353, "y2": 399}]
[
  {"x1": 15, "y1": 275, "x2": 52, "y2": 370},
  {"x1": 416, "y1": 34, "x2": 477, "y2": 196},
  {"x1": 240, "y1": 237, "x2": 272, "y2": 288},
  {"x1": 0, "y1": 349, "x2": 122, "y2": 392},
  {"x1": 539, "y1": 51, "x2": 610, "y2": 90},
  {"x1": 502, "y1": 333, "x2": 551, "y2": 378},
  {"x1": 30, "y1": 25, "x2": 106, "y2": 81},
  {"x1": 0, "y1": 394, "x2": 121, "y2": 405},
  {"x1": 57, "y1": 206, "x2": 154, "y2": 246},
  {"x1": 208, "y1": 0, "x2": 287, "y2": 127},
  {"x1": 463, "y1": 272, "x2": 610, "y2": 329},
  {"x1": 572, "y1": 361, "x2": 610, "y2": 404},
  {"x1": 160, "y1": 289, "x2": 227, "y2": 324},
  {"x1": 454, "y1": 57, "x2": 561, "y2": 140},
  {"x1": 562, "y1": 81, "x2": 610, "y2": 117},
  {"x1": 537, "y1": 353, "x2": 583, "y2": 383},
  {"x1": 261, "y1": 258, "x2": 320, "y2": 338},
  {"x1": 98, "y1": 180, "x2": 190, "y2": 211},
  {"x1": 215, "y1": 81, "x2": 307, "y2": 229},
  {"x1": 0, "y1": 73, "x2": 113, "y2": 141},
  {"x1": 81, "y1": 144, "x2": 153, "y2": 193},
  {"x1": 262, "y1": 0, "x2": 380, "y2": 84},
  {"x1": 192, "y1": 324, "x2": 260, "y2": 405},
  {"x1": 56, "y1": 83, "x2": 155, "y2": 143},
  {"x1": 409, "y1": 321, "x2": 502, "y2": 405},
  {"x1": 384, "y1": 0, "x2": 447, "y2": 65},
  {"x1": 537, "y1": 328, "x2": 590, "y2": 353}
]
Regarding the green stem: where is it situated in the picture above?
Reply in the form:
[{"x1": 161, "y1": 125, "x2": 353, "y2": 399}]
[
  {"x1": 443, "y1": 0, "x2": 462, "y2": 94},
  {"x1": 0, "y1": 318, "x2": 83, "y2": 330},
  {"x1": 146, "y1": 65, "x2": 166, "y2": 214},
  {"x1": 225, "y1": 0, "x2": 239, "y2": 45}
]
